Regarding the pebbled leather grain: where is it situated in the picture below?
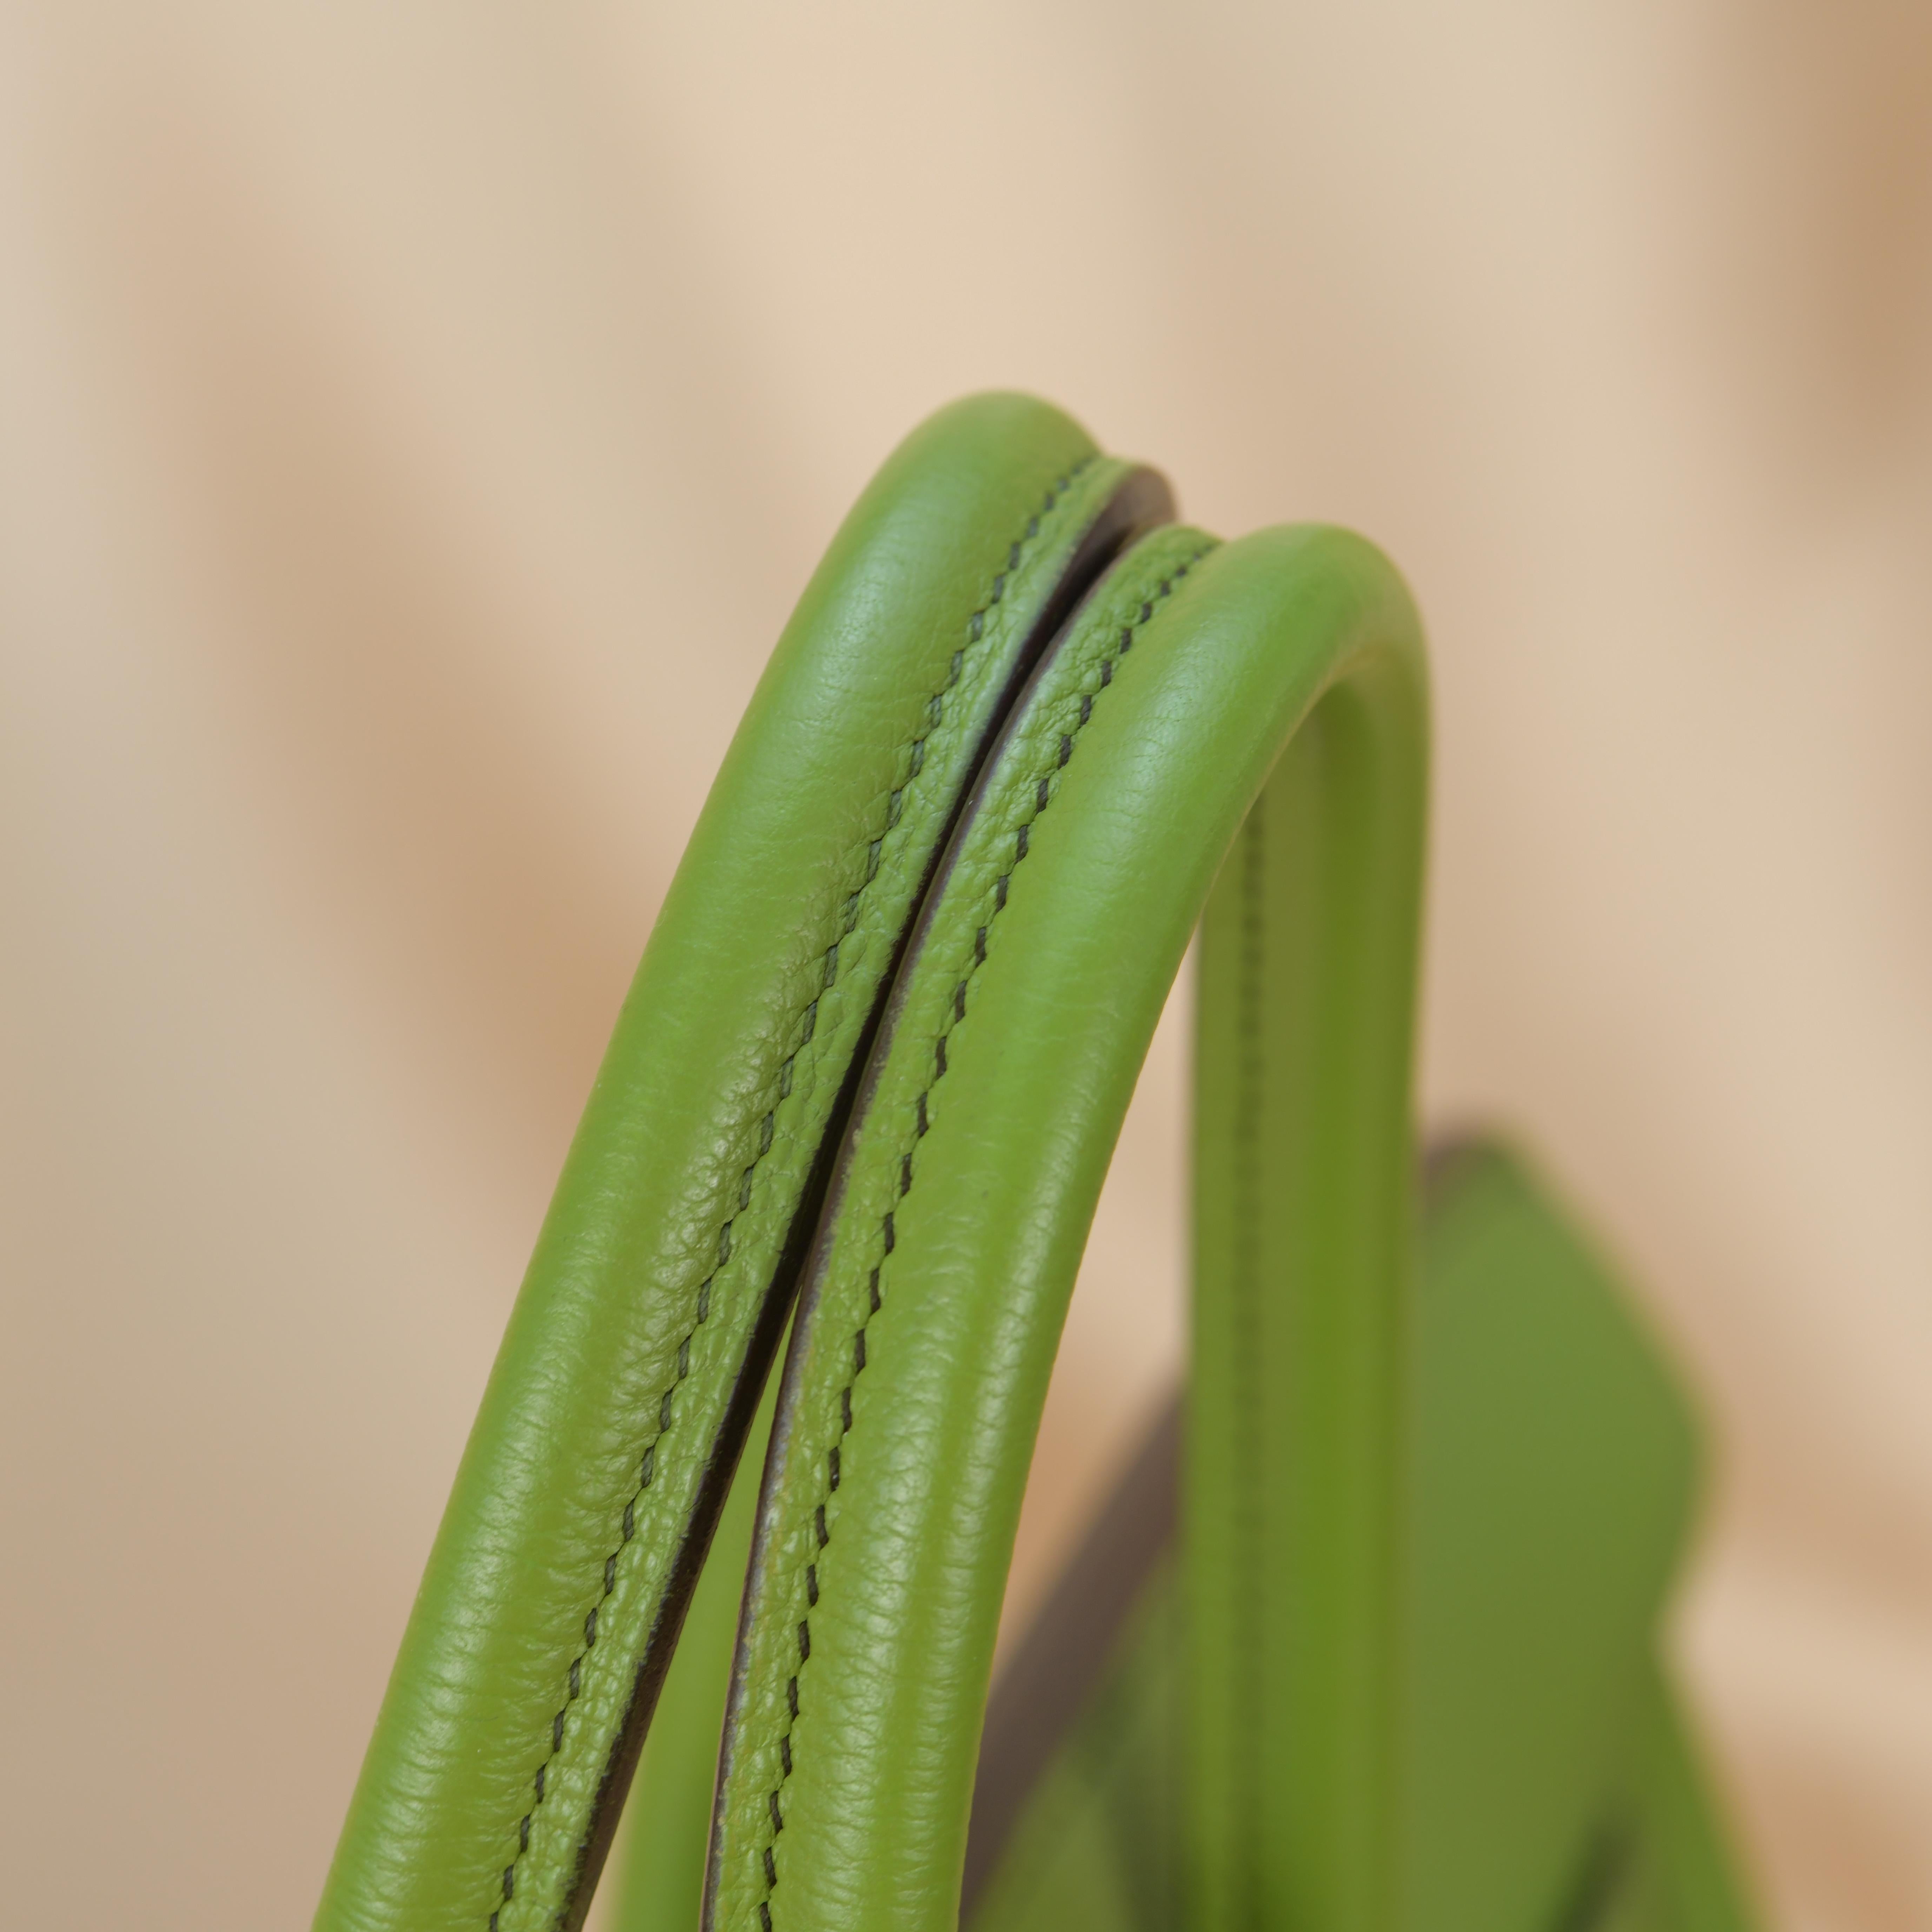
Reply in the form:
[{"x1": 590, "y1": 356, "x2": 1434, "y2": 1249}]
[{"x1": 313, "y1": 395, "x2": 1171, "y2": 1932}]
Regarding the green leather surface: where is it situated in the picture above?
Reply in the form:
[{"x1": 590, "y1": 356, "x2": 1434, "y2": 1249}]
[
  {"x1": 609, "y1": 1374, "x2": 777, "y2": 1932},
  {"x1": 1401, "y1": 1147, "x2": 1698, "y2": 1931},
  {"x1": 961, "y1": 1148, "x2": 1755, "y2": 1932},
  {"x1": 707, "y1": 522, "x2": 1427, "y2": 1932},
  {"x1": 325, "y1": 397, "x2": 1752, "y2": 1932},
  {"x1": 964, "y1": 1555, "x2": 1186, "y2": 1932},
  {"x1": 314, "y1": 396, "x2": 1157, "y2": 1932},
  {"x1": 966, "y1": 1644, "x2": 1747, "y2": 1932},
  {"x1": 1606, "y1": 1664, "x2": 1760, "y2": 1932},
  {"x1": 1189, "y1": 615, "x2": 1427, "y2": 1932}
]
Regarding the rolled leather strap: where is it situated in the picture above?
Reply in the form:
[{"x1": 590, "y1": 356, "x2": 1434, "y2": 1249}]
[
  {"x1": 708, "y1": 517, "x2": 1425, "y2": 1932},
  {"x1": 315, "y1": 396, "x2": 1428, "y2": 1932},
  {"x1": 315, "y1": 396, "x2": 1170, "y2": 1932}
]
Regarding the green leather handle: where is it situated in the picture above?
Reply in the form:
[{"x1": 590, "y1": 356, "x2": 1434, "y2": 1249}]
[
  {"x1": 316, "y1": 397, "x2": 1426, "y2": 1932},
  {"x1": 315, "y1": 396, "x2": 1169, "y2": 1932},
  {"x1": 707, "y1": 520, "x2": 1425, "y2": 1932},
  {"x1": 1187, "y1": 547, "x2": 1427, "y2": 1932}
]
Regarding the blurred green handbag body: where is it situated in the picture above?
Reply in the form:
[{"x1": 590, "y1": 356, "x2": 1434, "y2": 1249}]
[{"x1": 315, "y1": 396, "x2": 1758, "y2": 1932}]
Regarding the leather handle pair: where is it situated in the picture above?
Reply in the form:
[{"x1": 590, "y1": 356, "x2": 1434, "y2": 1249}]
[
  {"x1": 314, "y1": 395, "x2": 1427, "y2": 1932},
  {"x1": 712, "y1": 516, "x2": 1427, "y2": 1932}
]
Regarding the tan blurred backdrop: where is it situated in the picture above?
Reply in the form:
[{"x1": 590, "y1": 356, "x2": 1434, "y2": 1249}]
[{"x1": 2, "y1": 4, "x2": 1930, "y2": 1927}]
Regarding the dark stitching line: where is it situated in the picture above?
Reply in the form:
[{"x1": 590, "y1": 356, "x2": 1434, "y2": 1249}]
[
  {"x1": 483, "y1": 459, "x2": 1099, "y2": 1930},
  {"x1": 1229, "y1": 798, "x2": 1268, "y2": 1926},
  {"x1": 750, "y1": 544, "x2": 1215, "y2": 1929}
]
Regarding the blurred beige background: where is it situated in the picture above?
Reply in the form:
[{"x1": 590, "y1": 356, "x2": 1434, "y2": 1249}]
[{"x1": 2, "y1": 3, "x2": 1929, "y2": 1927}]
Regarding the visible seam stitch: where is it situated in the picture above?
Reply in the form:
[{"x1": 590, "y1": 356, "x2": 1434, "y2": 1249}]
[
  {"x1": 750, "y1": 542, "x2": 1217, "y2": 1932},
  {"x1": 484, "y1": 458, "x2": 1098, "y2": 1929},
  {"x1": 1229, "y1": 799, "x2": 1268, "y2": 1930}
]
